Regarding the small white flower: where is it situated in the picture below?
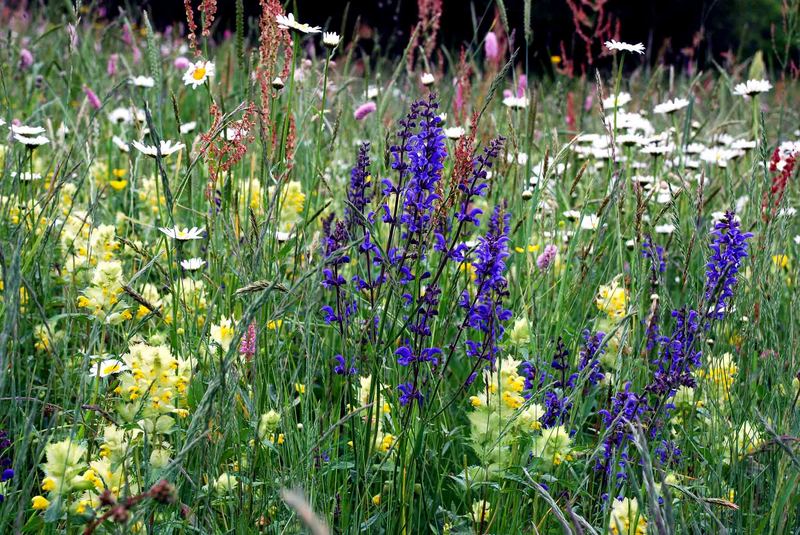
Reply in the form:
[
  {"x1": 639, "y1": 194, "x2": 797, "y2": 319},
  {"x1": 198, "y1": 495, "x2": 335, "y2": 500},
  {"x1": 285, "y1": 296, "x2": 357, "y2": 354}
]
[
  {"x1": 108, "y1": 107, "x2": 134, "y2": 124},
  {"x1": 180, "y1": 121, "x2": 197, "y2": 134},
  {"x1": 276, "y1": 13, "x2": 321, "y2": 34},
  {"x1": 794, "y1": 235, "x2": 800, "y2": 245},
  {"x1": 420, "y1": 72, "x2": 435, "y2": 86},
  {"x1": 604, "y1": 39, "x2": 645, "y2": 54},
  {"x1": 181, "y1": 257, "x2": 206, "y2": 270},
  {"x1": 159, "y1": 226, "x2": 205, "y2": 241},
  {"x1": 733, "y1": 79, "x2": 772, "y2": 97},
  {"x1": 641, "y1": 143, "x2": 675, "y2": 156},
  {"x1": 131, "y1": 139, "x2": 185, "y2": 157},
  {"x1": 653, "y1": 98, "x2": 690, "y2": 114},
  {"x1": 503, "y1": 95, "x2": 529, "y2": 109},
  {"x1": 655, "y1": 223, "x2": 675, "y2": 234},
  {"x1": 275, "y1": 231, "x2": 295, "y2": 242},
  {"x1": 322, "y1": 32, "x2": 340, "y2": 48},
  {"x1": 112, "y1": 136, "x2": 130, "y2": 152},
  {"x1": 13, "y1": 133, "x2": 49, "y2": 147},
  {"x1": 11, "y1": 124, "x2": 45, "y2": 136},
  {"x1": 731, "y1": 139, "x2": 757, "y2": 150},
  {"x1": 57, "y1": 123, "x2": 70, "y2": 139},
  {"x1": 88, "y1": 358, "x2": 129, "y2": 378},
  {"x1": 366, "y1": 85, "x2": 380, "y2": 99},
  {"x1": 130, "y1": 76, "x2": 156, "y2": 88},
  {"x1": 602, "y1": 92, "x2": 632, "y2": 110},
  {"x1": 444, "y1": 126, "x2": 465, "y2": 140},
  {"x1": 183, "y1": 60, "x2": 215, "y2": 89},
  {"x1": 271, "y1": 77, "x2": 285, "y2": 89},
  {"x1": 506, "y1": 152, "x2": 529, "y2": 165},
  {"x1": 580, "y1": 213, "x2": 601, "y2": 230},
  {"x1": 11, "y1": 171, "x2": 42, "y2": 181}
]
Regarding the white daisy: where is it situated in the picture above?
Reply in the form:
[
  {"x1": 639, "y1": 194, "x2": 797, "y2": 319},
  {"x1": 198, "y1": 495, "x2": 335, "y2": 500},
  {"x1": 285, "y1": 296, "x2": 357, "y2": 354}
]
[
  {"x1": 108, "y1": 107, "x2": 134, "y2": 124},
  {"x1": 604, "y1": 39, "x2": 645, "y2": 54},
  {"x1": 88, "y1": 358, "x2": 129, "y2": 378},
  {"x1": 11, "y1": 124, "x2": 45, "y2": 136},
  {"x1": 602, "y1": 92, "x2": 632, "y2": 109},
  {"x1": 655, "y1": 223, "x2": 675, "y2": 234},
  {"x1": 11, "y1": 171, "x2": 42, "y2": 181},
  {"x1": 183, "y1": 60, "x2": 215, "y2": 89},
  {"x1": 420, "y1": 72, "x2": 435, "y2": 86},
  {"x1": 159, "y1": 226, "x2": 205, "y2": 241},
  {"x1": 13, "y1": 133, "x2": 49, "y2": 147},
  {"x1": 130, "y1": 76, "x2": 156, "y2": 88},
  {"x1": 444, "y1": 126, "x2": 465, "y2": 140},
  {"x1": 322, "y1": 32, "x2": 340, "y2": 48},
  {"x1": 653, "y1": 98, "x2": 690, "y2": 114},
  {"x1": 276, "y1": 13, "x2": 321, "y2": 34},
  {"x1": 580, "y1": 213, "x2": 601, "y2": 230},
  {"x1": 733, "y1": 79, "x2": 772, "y2": 97},
  {"x1": 131, "y1": 139, "x2": 185, "y2": 157},
  {"x1": 112, "y1": 136, "x2": 130, "y2": 152},
  {"x1": 180, "y1": 257, "x2": 206, "y2": 270},
  {"x1": 731, "y1": 139, "x2": 757, "y2": 150},
  {"x1": 503, "y1": 95, "x2": 529, "y2": 109},
  {"x1": 275, "y1": 231, "x2": 296, "y2": 242},
  {"x1": 180, "y1": 121, "x2": 197, "y2": 134}
]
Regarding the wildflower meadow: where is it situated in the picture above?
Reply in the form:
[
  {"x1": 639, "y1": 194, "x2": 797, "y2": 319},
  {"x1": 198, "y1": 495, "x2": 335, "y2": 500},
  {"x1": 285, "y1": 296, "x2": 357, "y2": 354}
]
[{"x1": 1, "y1": 0, "x2": 799, "y2": 533}]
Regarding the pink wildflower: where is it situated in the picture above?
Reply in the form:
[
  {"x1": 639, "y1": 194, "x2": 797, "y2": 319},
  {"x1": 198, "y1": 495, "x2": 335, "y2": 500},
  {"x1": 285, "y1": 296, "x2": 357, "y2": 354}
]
[
  {"x1": 83, "y1": 86, "x2": 102, "y2": 110},
  {"x1": 536, "y1": 244, "x2": 558, "y2": 271},
  {"x1": 354, "y1": 101, "x2": 376, "y2": 121},
  {"x1": 484, "y1": 31, "x2": 499, "y2": 62}
]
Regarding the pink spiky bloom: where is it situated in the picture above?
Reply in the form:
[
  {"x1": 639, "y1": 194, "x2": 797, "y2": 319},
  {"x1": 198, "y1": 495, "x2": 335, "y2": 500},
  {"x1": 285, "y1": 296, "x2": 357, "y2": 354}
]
[
  {"x1": 536, "y1": 244, "x2": 558, "y2": 271},
  {"x1": 239, "y1": 322, "x2": 257, "y2": 358},
  {"x1": 107, "y1": 54, "x2": 118, "y2": 76},
  {"x1": 584, "y1": 94, "x2": 594, "y2": 112},
  {"x1": 516, "y1": 75, "x2": 527, "y2": 98},
  {"x1": 83, "y1": 86, "x2": 102, "y2": 110},
  {"x1": 354, "y1": 102, "x2": 376, "y2": 121},
  {"x1": 484, "y1": 31, "x2": 499, "y2": 62}
]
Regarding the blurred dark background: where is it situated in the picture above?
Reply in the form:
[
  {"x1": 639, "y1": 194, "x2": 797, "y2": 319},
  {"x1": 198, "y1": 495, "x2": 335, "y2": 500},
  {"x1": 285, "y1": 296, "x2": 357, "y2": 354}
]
[{"x1": 26, "y1": 0, "x2": 798, "y2": 72}]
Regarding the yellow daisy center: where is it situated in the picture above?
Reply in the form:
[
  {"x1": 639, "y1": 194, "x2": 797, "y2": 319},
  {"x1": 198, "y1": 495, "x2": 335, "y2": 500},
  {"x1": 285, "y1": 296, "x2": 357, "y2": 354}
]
[{"x1": 192, "y1": 67, "x2": 206, "y2": 81}]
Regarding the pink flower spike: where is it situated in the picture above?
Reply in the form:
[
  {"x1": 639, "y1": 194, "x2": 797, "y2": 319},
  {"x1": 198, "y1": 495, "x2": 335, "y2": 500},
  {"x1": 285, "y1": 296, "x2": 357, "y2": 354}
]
[
  {"x1": 84, "y1": 86, "x2": 102, "y2": 110},
  {"x1": 484, "y1": 31, "x2": 499, "y2": 61},
  {"x1": 536, "y1": 244, "x2": 558, "y2": 271},
  {"x1": 107, "y1": 54, "x2": 118, "y2": 76},
  {"x1": 354, "y1": 101, "x2": 376, "y2": 121},
  {"x1": 517, "y1": 75, "x2": 527, "y2": 98}
]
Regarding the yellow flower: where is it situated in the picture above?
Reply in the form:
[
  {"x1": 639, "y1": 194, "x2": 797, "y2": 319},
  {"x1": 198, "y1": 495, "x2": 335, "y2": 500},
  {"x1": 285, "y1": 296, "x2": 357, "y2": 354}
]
[
  {"x1": 210, "y1": 317, "x2": 236, "y2": 351},
  {"x1": 609, "y1": 497, "x2": 647, "y2": 535},
  {"x1": 596, "y1": 276, "x2": 628, "y2": 321},
  {"x1": 551, "y1": 55, "x2": 562, "y2": 64},
  {"x1": 294, "y1": 383, "x2": 306, "y2": 395},
  {"x1": 772, "y1": 254, "x2": 790, "y2": 269},
  {"x1": 372, "y1": 494, "x2": 381, "y2": 505},
  {"x1": 32, "y1": 495, "x2": 50, "y2": 510},
  {"x1": 109, "y1": 179, "x2": 128, "y2": 191},
  {"x1": 267, "y1": 319, "x2": 283, "y2": 330}
]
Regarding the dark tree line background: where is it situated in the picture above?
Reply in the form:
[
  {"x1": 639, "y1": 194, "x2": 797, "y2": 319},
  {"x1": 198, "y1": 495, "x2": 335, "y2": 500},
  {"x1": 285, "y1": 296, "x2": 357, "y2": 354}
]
[{"x1": 33, "y1": 0, "x2": 799, "y2": 72}]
